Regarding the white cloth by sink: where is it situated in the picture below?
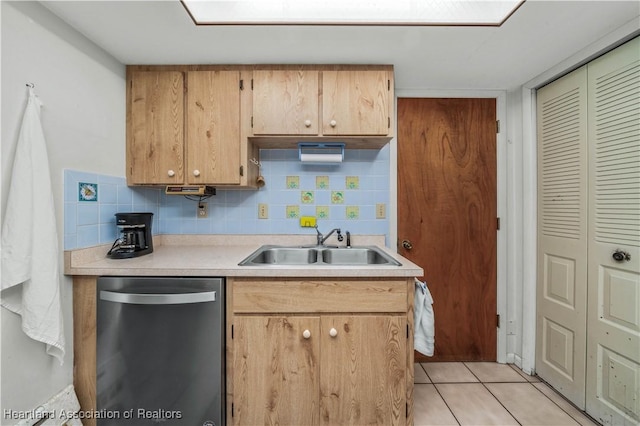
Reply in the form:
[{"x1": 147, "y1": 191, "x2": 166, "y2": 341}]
[
  {"x1": 1, "y1": 87, "x2": 65, "y2": 364},
  {"x1": 414, "y1": 278, "x2": 434, "y2": 356}
]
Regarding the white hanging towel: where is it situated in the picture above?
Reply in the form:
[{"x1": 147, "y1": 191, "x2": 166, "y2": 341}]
[
  {"x1": 1, "y1": 87, "x2": 65, "y2": 364},
  {"x1": 414, "y1": 278, "x2": 434, "y2": 356}
]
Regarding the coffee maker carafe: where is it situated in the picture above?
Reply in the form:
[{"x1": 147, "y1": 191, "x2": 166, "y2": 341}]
[{"x1": 107, "y1": 213, "x2": 154, "y2": 259}]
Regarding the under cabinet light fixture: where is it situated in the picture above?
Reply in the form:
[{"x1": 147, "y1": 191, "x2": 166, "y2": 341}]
[{"x1": 181, "y1": 0, "x2": 524, "y2": 26}]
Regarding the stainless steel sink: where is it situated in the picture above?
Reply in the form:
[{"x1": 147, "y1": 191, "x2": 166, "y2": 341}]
[
  {"x1": 322, "y1": 247, "x2": 401, "y2": 265},
  {"x1": 238, "y1": 246, "x2": 320, "y2": 265},
  {"x1": 238, "y1": 245, "x2": 401, "y2": 266}
]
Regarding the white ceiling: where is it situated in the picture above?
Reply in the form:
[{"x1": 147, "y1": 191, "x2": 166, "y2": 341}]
[{"x1": 41, "y1": 0, "x2": 640, "y2": 90}]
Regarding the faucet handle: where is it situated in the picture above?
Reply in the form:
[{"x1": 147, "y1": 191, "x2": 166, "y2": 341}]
[{"x1": 336, "y1": 229, "x2": 344, "y2": 242}]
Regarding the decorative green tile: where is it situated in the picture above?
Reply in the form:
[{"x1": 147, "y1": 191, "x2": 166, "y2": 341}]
[
  {"x1": 331, "y1": 191, "x2": 344, "y2": 204},
  {"x1": 316, "y1": 175, "x2": 329, "y2": 189},
  {"x1": 286, "y1": 205, "x2": 300, "y2": 219},
  {"x1": 346, "y1": 206, "x2": 360, "y2": 220},
  {"x1": 301, "y1": 191, "x2": 315, "y2": 204},
  {"x1": 78, "y1": 182, "x2": 98, "y2": 202},
  {"x1": 346, "y1": 176, "x2": 360, "y2": 190},
  {"x1": 316, "y1": 206, "x2": 329, "y2": 219},
  {"x1": 286, "y1": 176, "x2": 300, "y2": 189}
]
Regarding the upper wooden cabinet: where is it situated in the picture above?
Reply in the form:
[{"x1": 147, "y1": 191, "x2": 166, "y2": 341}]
[
  {"x1": 126, "y1": 68, "x2": 258, "y2": 187},
  {"x1": 252, "y1": 69, "x2": 320, "y2": 136},
  {"x1": 322, "y1": 70, "x2": 391, "y2": 136},
  {"x1": 251, "y1": 66, "x2": 394, "y2": 147},
  {"x1": 128, "y1": 71, "x2": 185, "y2": 185},
  {"x1": 186, "y1": 70, "x2": 241, "y2": 185},
  {"x1": 126, "y1": 65, "x2": 395, "y2": 187}
]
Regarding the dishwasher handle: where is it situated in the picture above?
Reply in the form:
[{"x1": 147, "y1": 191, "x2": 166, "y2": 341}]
[{"x1": 100, "y1": 290, "x2": 216, "y2": 305}]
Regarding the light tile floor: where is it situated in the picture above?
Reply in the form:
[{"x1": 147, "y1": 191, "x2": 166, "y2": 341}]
[{"x1": 414, "y1": 362, "x2": 600, "y2": 426}]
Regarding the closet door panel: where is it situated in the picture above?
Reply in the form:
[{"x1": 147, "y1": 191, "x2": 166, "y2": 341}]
[
  {"x1": 536, "y1": 66, "x2": 588, "y2": 409},
  {"x1": 586, "y1": 36, "x2": 640, "y2": 426}
]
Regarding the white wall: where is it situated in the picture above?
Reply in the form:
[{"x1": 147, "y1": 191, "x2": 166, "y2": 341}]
[{"x1": 1, "y1": 1, "x2": 125, "y2": 414}]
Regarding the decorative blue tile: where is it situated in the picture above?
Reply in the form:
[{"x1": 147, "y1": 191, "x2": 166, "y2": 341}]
[
  {"x1": 77, "y1": 203, "x2": 99, "y2": 226},
  {"x1": 78, "y1": 182, "x2": 98, "y2": 202},
  {"x1": 99, "y1": 184, "x2": 117, "y2": 204},
  {"x1": 77, "y1": 225, "x2": 99, "y2": 247},
  {"x1": 64, "y1": 144, "x2": 391, "y2": 243}
]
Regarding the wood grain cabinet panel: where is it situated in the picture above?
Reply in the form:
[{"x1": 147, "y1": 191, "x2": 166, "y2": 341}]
[
  {"x1": 127, "y1": 67, "x2": 257, "y2": 187},
  {"x1": 229, "y1": 278, "x2": 412, "y2": 425},
  {"x1": 187, "y1": 70, "x2": 241, "y2": 184},
  {"x1": 233, "y1": 316, "x2": 320, "y2": 425},
  {"x1": 320, "y1": 315, "x2": 406, "y2": 425},
  {"x1": 128, "y1": 71, "x2": 184, "y2": 185},
  {"x1": 252, "y1": 69, "x2": 320, "y2": 135},
  {"x1": 251, "y1": 67, "x2": 393, "y2": 141},
  {"x1": 322, "y1": 70, "x2": 390, "y2": 136}
]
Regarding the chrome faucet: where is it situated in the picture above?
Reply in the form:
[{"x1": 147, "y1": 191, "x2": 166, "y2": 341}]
[{"x1": 315, "y1": 226, "x2": 343, "y2": 246}]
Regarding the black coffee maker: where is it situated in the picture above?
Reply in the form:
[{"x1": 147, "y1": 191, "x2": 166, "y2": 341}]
[{"x1": 107, "y1": 212, "x2": 154, "y2": 259}]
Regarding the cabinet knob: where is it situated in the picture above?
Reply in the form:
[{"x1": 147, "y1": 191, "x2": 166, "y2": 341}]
[
  {"x1": 329, "y1": 328, "x2": 338, "y2": 337},
  {"x1": 167, "y1": 170, "x2": 175, "y2": 177},
  {"x1": 304, "y1": 119, "x2": 312, "y2": 127},
  {"x1": 302, "y1": 329, "x2": 311, "y2": 339},
  {"x1": 330, "y1": 120, "x2": 337, "y2": 127},
  {"x1": 193, "y1": 169, "x2": 201, "y2": 177}
]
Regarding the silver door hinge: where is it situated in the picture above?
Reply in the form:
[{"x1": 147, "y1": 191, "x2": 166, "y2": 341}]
[
  {"x1": 497, "y1": 314, "x2": 501, "y2": 328},
  {"x1": 496, "y1": 120, "x2": 500, "y2": 133},
  {"x1": 497, "y1": 217, "x2": 501, "y2": 230}
]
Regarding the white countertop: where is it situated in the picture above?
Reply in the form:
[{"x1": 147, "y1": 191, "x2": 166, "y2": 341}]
[{"x1": 65, "y1": 234, "x2": 423, "y2": 278}]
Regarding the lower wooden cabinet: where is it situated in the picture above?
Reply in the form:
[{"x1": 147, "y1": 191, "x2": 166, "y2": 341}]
[{"x1": 228, "y1": 278, "x2": 413, "y2": 425}]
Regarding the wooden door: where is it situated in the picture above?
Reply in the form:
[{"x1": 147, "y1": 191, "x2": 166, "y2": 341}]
[
  {"x1": 187, "y1": 71, "x2": 241, "y2": 185},
  {"x1": 252, "y1": 69, "x2": 319, "y2": 135},
  {"x1": 232, "y1": 316, "x2": 320, "y2": 426},
  {"x1": 127, "y1": 71, "x2": 184, "y2": 184},
  {"x1": 320, "y1": 315, "x2": 406, "y2": 425},
  {"x1": 585, "y1": 37, "x2": 640, "y2": 425},
  {"x1": 535, "y1": 66, "x2": 588, "y2": 408},
  {"x1": 397, "y1": 98, "x2": 497, "y2": 362},
  {"x1": 323, "y1": 70, "x2": 390, "y2": 136}
]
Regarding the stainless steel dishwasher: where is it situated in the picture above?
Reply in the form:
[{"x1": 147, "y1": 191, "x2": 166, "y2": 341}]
[{"x1": 97, "y1": 277, "x2": 224, "y2": 426}]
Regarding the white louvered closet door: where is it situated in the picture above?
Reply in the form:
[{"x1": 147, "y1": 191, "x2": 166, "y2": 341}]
[
  {"x1": 586, "y1": 37, "x2": 640, "y2": 426},
  {"x1": 536, "y1": 66, "x2": 589, "y2": 409}
]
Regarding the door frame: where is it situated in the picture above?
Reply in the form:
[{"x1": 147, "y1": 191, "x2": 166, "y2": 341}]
[{"x1": 393, "y1": 89, "x2": 509, "y2": 364}]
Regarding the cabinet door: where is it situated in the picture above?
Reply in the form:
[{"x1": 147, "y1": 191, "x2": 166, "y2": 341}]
[
  {"x1": 320, "y1": 315, "x2": 407, "y2": 425},
  {"x1": 322, "y1": 70, "x2": 390, "y2": 136},
  {"x1": 233, "y1": 316, "x2": 320, "y2": 426},
  {"x1": 187, "y1": 71, "x2": 241, "y2": 184},
  {"x1": 128, "y1": 71, "x2": 184, "y2": 184},
  {"x1": 252, "y1": 69, "x2": 319, "y2": 135}
]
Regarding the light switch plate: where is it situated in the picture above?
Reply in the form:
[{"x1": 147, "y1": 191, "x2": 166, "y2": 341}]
[{"x1": 376, "y1": 203, "x2": 386, "y2": 219}]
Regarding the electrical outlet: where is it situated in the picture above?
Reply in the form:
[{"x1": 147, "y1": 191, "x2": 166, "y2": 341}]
[
  {"x1": 376, "y1": 203, "x2": 386, "y2": 219},
  {"x1": 258, "y1": 203, "x2": 268, "y2": 219},
  {"x1": 197, "y1": 202, "x2": 208, "y2": 218}
]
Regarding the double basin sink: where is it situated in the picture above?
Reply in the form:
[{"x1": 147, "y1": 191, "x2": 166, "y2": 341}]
[{"x1": 239, "y1": 245, "x2": 402, "y2": 266}]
